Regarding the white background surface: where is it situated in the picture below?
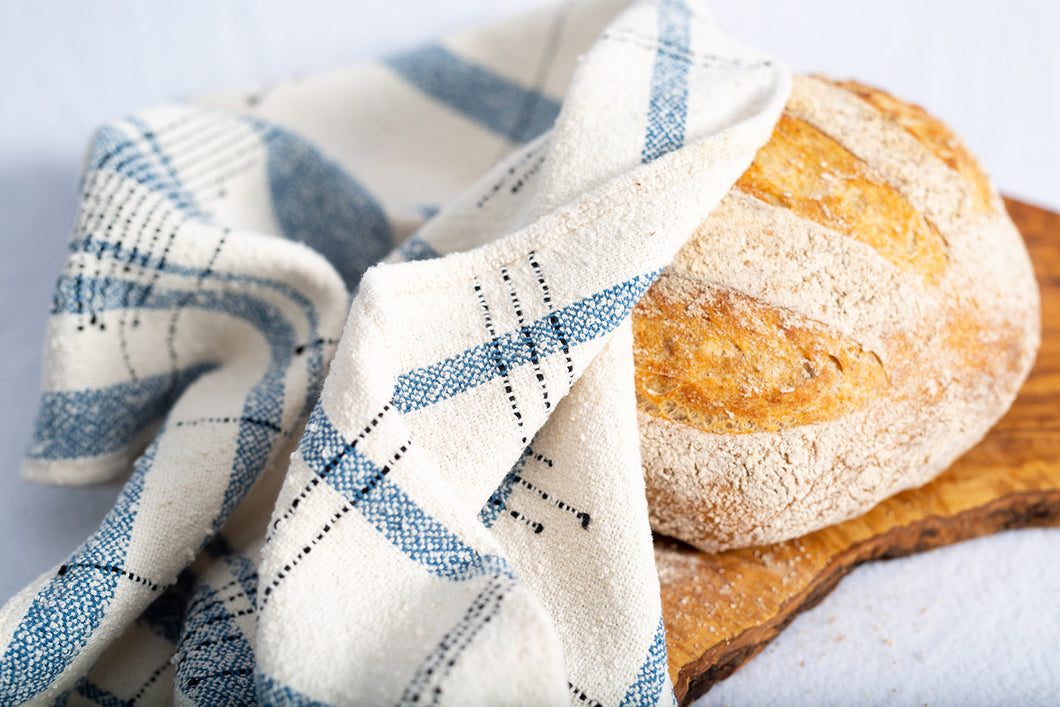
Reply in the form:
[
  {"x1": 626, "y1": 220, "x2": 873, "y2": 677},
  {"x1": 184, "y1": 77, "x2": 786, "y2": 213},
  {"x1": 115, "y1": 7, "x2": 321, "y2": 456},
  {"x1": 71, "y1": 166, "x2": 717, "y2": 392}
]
[{"x1": 1, "y1": 1, "x2": 1057, "y2": 704}]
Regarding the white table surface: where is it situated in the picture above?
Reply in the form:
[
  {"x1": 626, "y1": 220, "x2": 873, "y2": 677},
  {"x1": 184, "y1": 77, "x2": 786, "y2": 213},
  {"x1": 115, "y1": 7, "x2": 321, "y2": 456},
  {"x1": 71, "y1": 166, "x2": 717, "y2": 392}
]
[{"x1": 1, "y1": 2, "x2": 1057, "y2": 704}]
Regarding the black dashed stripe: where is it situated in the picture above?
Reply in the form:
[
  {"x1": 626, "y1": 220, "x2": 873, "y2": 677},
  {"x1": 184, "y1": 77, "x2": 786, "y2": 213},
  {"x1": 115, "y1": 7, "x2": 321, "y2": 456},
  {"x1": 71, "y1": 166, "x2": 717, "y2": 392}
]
[
  {"x1": 267, "y1": 403, "x2": 392, "y2": 540},
  {"x1": 474, "y1": 277, "x2": 526, "y2": 444},
  {"x1": 502, "y1": 267, "x2": 550, "y2": 413},
  {"x1": 183, "y1": 667, "x2": 253, "y2": 689},
  {"x1": 475, "y1": 141, "x2": 547, "y2": 209},
  {"x1": 398, "y1": 575, "x2": 516, "y2": 706},
  {"x1": 514, "y1": 475, "x2": 590, "y2": 530},
  {"x1": 294, "y1": 337, "x2": 341, "y2": 355},
  {"x1": 163, "y1": 228, "x2": 227, "y2": 380},
  {"x1": 128, "y1": 660, "x2": 174, "y2": 705},
  {"x1": 507, "y1": 506, "x2": 544, "y2": 535},
  {"x1": 58, "y1": 562, "x2": 165, "y2": 592},
  {"x1": 174, "y1": 413, "x2": 282, "y2": 435},
  {"x1": 568, "y1": 682, "x2": 604, "y2": 707},
  {"x1": 262, "y1": 436, "x2": 411, "y2": 607},
  {"x1": 528, "y1": 251, "x2": 574, "y2": 386}
]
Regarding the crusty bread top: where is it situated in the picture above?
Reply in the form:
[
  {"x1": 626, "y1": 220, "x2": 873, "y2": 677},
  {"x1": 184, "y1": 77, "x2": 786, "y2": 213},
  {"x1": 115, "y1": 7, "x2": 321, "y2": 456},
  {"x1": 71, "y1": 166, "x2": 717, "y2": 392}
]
[
  {"x1": 633, "y1": 76, "x2": 1017, "y2": 438},
  {"x1": 632, "y1": 75, "x2": 1040, "y2": 550},
  {"x1": 633, "y1": 284, "x2": 888, "y2": 435},
  {"x1": 828, "y1": 78, "x2": 994, "y2": 214}
]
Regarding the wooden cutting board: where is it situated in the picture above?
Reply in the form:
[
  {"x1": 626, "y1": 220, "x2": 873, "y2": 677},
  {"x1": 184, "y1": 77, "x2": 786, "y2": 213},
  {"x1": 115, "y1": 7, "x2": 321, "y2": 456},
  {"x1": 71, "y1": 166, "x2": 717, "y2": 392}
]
[{"x1": 657, "y1": 198, "x2": 1060, "y2": 705}]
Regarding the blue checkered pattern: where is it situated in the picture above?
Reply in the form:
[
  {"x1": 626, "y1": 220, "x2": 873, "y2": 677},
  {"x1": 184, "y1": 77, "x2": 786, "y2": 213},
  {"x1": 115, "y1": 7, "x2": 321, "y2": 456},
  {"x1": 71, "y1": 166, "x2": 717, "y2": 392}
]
[
  {"x1": 173, "y1": 567, "x2": 257, "y2": 704},
  {"x1": 290, "y1": 403, "x2": 515, "y2": 583},
  {"x1": 0, "y1": 433, "x2": 157, "y2": 703},
  {"x1": 392, "y1": 272, "x2": 659, "y2": 413},
  {"x1": 86, "y1": 120, "x2": 206, "y2": 220},
  {"x1": 0, "y1": 0, "x2": 790, "y2": 702},
  {"x1": 2, "y1": 104, "x2": 348, "y2": 700}
]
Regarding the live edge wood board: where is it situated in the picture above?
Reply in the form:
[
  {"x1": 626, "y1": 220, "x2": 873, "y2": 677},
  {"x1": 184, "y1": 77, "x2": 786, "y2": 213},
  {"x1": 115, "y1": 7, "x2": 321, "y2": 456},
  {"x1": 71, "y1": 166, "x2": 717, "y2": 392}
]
[{"x1": 656, "y1": 198, "x2": 1060, "y2": 705}]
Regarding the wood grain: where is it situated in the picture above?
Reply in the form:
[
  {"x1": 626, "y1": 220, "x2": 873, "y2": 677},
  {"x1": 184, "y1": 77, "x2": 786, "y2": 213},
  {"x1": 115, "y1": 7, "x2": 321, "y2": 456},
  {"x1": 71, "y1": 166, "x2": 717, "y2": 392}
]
[{"x1": 657, "y1": 198, "x2": 1060, "y2": 705}]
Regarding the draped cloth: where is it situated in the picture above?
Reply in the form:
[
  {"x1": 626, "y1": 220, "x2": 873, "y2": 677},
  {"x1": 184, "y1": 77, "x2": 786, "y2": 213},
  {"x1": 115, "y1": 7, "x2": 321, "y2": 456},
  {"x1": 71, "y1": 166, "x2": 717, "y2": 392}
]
[{"x1": 0, "y1": 1, "x2": 789, "y2": 703}]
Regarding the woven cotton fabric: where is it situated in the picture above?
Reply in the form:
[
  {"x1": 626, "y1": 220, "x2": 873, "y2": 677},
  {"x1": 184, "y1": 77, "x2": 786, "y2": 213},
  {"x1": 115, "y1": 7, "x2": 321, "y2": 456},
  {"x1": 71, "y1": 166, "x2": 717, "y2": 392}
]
[{"x1": 0, "y1": 1, "x2": 789, "y2": 703}]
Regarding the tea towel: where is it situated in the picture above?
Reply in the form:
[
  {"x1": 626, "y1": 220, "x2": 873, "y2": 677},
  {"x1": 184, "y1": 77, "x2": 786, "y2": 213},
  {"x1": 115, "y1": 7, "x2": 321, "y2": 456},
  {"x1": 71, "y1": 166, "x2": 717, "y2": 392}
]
[{"x1": 0, "y1": 0, "x2": 789, "y2": 703}]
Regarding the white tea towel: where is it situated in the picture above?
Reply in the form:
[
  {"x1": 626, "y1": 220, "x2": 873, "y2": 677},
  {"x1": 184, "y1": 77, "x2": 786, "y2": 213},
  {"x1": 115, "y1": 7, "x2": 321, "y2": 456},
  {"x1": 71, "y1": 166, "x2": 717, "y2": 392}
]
[{"x1": 0, "y1": 0, "x2": 789, "y2": 703}]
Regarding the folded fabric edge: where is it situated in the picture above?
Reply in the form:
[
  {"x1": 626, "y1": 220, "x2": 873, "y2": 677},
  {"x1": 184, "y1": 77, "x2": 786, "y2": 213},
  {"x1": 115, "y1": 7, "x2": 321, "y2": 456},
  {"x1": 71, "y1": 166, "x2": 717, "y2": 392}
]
[
  {"x1": 21, "y1": 424, "x2": 158, "y2": 487},
  {"x1": 364, "y1": 89, "x2": 790, "y2": 303}
]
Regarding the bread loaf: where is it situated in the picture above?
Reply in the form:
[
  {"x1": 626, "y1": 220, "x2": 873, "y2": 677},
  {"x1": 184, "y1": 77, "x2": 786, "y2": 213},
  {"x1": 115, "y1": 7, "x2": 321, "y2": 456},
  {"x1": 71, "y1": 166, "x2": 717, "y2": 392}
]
[{"x1": 634, "y1": 75, "x2": 1041, "y2": 552}]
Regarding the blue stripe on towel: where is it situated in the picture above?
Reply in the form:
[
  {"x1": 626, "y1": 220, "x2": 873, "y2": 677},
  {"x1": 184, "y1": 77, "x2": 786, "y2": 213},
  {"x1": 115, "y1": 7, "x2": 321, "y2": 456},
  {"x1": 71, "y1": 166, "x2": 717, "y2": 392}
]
[
  {"x1": 87, "y1": 120, "x2": 206, "y2": 220},
  {"x1": 642, "y1": 0, "x2": 691, "y2": 164},
  {"x1": 297, "y1": 403, "x2": 513, "y2": 583},
  {"x1": 261, "y1": 123, "x2": 394, "y2": 291},
  {"x1": 393, "y1": 272, "x2": 658, "y2": 413},
  {"x1": 174, "y1": 581, "x2": 256, "y2": 704},
  {"x1": 48, "y1": 270, "x2": 302, "y2": 530},
  {"x1": 620, "y1": 618, "x2": 671, "y2": 706},
  {"x1": 396, "y1": 234, "x2": 440, "y2": 263},
  {"x1": 256, "y1": 671, "x2": 331, "y2": 706},
  {"x1": 0, "y1": 435, "x2": 159, "y2": 703},
  {"x1": 385, "y1": 44, "x2": 561, "y2": 143},
  {"x1": 27, "y1": 364, "x2": 216, "y2": 461}
]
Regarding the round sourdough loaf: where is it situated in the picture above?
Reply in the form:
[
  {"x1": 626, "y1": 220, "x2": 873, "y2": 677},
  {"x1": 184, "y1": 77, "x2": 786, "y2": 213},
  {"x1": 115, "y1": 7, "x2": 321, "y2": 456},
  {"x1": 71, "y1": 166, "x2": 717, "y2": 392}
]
[{"x1": 634, "y1": 75, "x2": 1041, "y2": 552}]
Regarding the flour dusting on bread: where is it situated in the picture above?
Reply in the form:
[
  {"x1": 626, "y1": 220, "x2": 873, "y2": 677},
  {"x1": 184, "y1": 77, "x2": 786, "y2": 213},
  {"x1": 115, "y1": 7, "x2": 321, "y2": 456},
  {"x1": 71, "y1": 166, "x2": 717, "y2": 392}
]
[{"x1": 636, "y1": 75, "x2": 1041, "y2": 552}]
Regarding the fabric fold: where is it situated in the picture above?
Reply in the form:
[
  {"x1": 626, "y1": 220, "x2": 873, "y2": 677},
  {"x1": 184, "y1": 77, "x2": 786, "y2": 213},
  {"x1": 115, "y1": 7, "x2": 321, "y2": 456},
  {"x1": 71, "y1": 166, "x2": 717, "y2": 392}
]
[{"x1": 0, "y1": 1, "x2": 789, "y2": 703}]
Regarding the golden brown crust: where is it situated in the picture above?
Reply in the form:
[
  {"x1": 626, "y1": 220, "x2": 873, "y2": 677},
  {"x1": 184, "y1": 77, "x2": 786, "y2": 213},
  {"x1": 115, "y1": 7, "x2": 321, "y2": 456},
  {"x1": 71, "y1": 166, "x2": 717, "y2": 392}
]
[
  {"x1": 632, "y1": 278, "x2": 887, "y2": 435},
  {"x1": 734, "y1": 113, "x2": 948, "y2": 284},
  {"x1": 827, "y1": 78, "x2": 995, "y2": 214},
  {"x1": 636, "y1": 75, "x2": 1041, "y2": 551}
]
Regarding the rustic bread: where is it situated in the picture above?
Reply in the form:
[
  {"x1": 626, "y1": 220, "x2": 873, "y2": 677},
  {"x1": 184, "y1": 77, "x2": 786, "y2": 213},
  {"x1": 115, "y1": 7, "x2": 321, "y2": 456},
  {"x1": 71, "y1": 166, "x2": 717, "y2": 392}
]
[{"x1": 634, "y1": 75, "x2": 1041, "y2": 552}]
